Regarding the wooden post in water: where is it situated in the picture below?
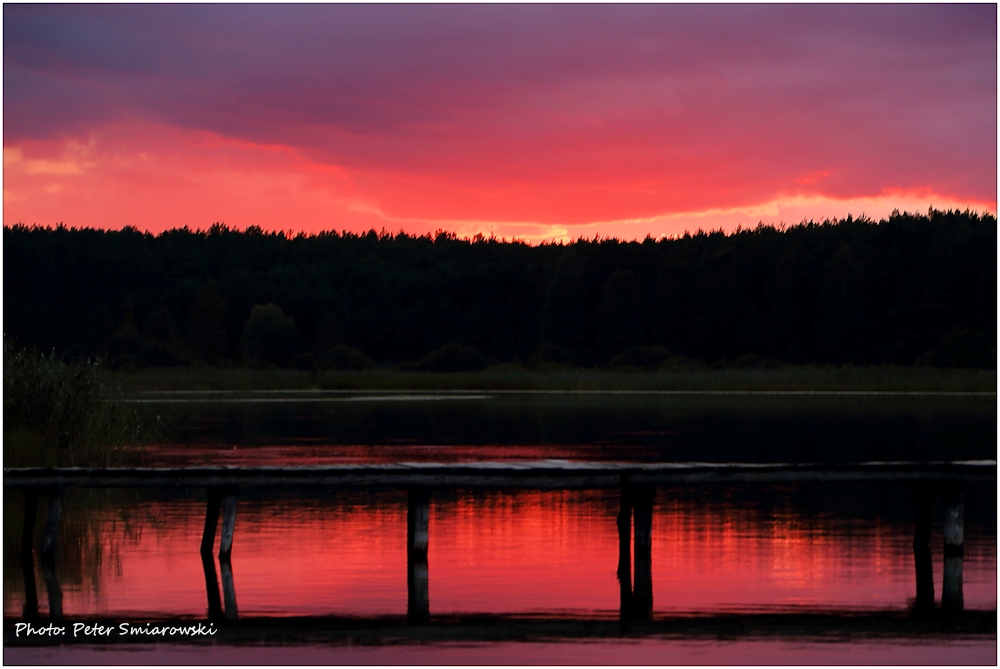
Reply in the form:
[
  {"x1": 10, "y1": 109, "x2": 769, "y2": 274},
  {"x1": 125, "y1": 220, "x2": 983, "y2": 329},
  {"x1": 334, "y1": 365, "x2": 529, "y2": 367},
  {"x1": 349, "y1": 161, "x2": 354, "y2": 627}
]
[
  {"x1": 942, "y1": 488, "x2": 964, "y2": 612},
  {"x1": 407, "y1": 488, "x2": 430, "y2": 624},
  {"x1": 21, "y1": 487, "x2": 41, "y2": 620},
  {"x1": 219, "y1": 491, "x2": 238, "y2": 559},
  {"x1": 632, "y1": 484, "x2": 654, "y2": 621},
  {"x1": 201, "y1": 552, "x2": 224, "y2": 621},
  {"x1": 617, "y1": 479, "x2": 633, "y2": 621},
  {"x1": 40, "y1": 490, "x2": 64, "y2": 558},
  {"x1": 21, "y1": 490, "x2": 38, "y2": 557},
  {"x1": 40, "y1": 556, "x2": 63, "y2": 621},
  {"x1": 201, "y1": 489, "x2": 222, "y2": 555},
  {"x1": 220, "y1": 558, "x2": 238, "y2": 622},
  {"x1": 912, "y1": 484, "x2": 934, "y2": 614}
]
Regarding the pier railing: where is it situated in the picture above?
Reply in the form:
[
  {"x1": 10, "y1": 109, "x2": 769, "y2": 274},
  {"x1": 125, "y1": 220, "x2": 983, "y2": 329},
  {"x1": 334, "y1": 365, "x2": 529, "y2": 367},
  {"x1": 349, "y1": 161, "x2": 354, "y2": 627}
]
[{"x1": 5, "y1": 460, "x2": 996, "y2": 626}]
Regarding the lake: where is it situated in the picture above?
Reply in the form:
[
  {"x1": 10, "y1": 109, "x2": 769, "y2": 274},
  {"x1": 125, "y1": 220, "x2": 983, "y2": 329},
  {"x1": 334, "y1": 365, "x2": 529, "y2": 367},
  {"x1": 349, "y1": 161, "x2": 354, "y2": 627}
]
[{"x1": 4, "y1": 391, "x2": 996, "y2": 664}]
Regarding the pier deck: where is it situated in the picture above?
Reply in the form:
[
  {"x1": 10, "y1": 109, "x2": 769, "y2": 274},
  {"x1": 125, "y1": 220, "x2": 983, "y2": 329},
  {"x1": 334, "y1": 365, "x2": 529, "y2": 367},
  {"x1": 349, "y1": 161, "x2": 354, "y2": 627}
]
[{"x1": 4, "y1": 459, "x2": 995, "y2": 489}]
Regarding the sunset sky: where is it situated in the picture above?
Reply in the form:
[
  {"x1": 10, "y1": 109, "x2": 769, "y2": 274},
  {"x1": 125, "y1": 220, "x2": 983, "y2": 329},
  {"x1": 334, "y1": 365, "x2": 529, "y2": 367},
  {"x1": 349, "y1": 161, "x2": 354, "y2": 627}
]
[{"x1": 4, "y1": 4, "x2": 996, "y2": 243}]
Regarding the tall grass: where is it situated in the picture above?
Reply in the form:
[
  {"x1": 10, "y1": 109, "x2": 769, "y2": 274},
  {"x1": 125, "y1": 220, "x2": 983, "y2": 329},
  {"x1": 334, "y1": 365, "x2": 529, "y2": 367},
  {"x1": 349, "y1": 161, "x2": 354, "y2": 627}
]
[{"x1": 4, "y1": 339, "x2": 148, "y2": 467}]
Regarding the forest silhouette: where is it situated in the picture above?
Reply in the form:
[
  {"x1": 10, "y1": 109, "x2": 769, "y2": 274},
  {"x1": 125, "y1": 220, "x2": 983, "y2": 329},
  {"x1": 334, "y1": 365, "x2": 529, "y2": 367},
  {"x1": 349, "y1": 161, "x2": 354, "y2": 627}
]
[{"x1": 3, "y1": 209, "x2": 995, "y2": 372}]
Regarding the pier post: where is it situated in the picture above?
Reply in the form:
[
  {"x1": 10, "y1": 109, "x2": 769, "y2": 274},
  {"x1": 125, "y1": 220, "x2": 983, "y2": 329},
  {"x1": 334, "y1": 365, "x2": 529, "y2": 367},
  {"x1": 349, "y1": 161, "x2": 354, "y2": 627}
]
[
  {"x1": 942, "y1": 489, "x2": 964, "y2": 612},
  {"x1": 632, "y1": 484, "x2": 654, "y2": 621},
  {"x1": 219, "y1": 492, "x2": 239, "y2": 559},
  {"x1": 912, "y1": 484, "x2": 934, "y2": 614},
  {"x1": 40, "y1": 490, "x2": 64, "y2": 558},
  {"x1": 201, "y1": 552, "x2": 224, "y2": 621},
  {"x1": 407, "y1": 488, "x2": 430, "y2": 624},
  {"x1": 201, "y1": 489, "x2": 222, "y2": 555},
  {"x1": 220, "y1": 558, "x2": 238, "y2": 622},
  {"x1": 21, "y1": 490, "x2": 38, "y2": 556},
  {"x1": 617, "y1": 479, "x2": 633, "y2": 620}
]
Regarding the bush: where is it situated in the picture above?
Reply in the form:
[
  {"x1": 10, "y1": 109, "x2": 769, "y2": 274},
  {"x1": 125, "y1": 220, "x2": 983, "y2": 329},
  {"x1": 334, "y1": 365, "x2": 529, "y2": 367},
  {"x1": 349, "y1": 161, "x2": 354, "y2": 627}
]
[
  {"x1": 317, "y1": 345, "x2": 375, "y2": 370},
  {"x1": 238, "y1": 303, "x2": 306, "y2": 367},
  {"x1": 528, "y1": 342, "x2": 575, "y2": 368},
  {"x1": 135, "y1": 340, "x2": 191, "y2": 367},
  {"x1": 732, "y1": 354, "x2": 785, "y2": 369},
  {"x1": 409, "y1": 343, "x2": 491, "y2": 372},
  {"x1": 3, "y1": 339, "x2": 147, "y2": 466},
  {"x1": 289, "y1": 352, "x2": 315, "y2": 370},
  {"x1": 659, "y1": 355, "x2": 707, "y2": 371},
  {"x1": 607, "y1": 345, "x2": 671, "y2": 370}
]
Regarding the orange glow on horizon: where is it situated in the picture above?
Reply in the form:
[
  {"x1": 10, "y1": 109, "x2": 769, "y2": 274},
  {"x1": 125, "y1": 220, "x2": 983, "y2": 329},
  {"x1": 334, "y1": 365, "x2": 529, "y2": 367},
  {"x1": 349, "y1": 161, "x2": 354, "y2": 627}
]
[{"x1": 3, "y1": 124, "x2": 994, "y2": 245}]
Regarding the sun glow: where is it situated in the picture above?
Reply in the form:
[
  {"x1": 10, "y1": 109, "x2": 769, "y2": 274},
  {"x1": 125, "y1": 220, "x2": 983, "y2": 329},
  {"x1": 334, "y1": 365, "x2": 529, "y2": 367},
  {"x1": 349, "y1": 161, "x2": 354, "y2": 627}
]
[{"x1": 4, "y1": 125, "x2": 993, "y2": 244}]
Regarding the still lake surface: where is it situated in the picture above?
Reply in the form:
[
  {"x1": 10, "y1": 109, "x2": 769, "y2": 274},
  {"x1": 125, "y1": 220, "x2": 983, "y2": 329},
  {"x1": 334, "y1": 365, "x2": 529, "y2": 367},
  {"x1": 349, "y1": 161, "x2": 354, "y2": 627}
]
[{"x1": 4, "y1": 391, "x2": 996, "y2": 664}]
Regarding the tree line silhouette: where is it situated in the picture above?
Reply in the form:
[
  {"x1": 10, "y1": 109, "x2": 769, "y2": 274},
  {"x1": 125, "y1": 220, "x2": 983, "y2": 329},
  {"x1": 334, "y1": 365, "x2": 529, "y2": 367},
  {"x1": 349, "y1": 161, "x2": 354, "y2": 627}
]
[{"x1": 3, "y1": 209, "x2": 995, "y2": 371}]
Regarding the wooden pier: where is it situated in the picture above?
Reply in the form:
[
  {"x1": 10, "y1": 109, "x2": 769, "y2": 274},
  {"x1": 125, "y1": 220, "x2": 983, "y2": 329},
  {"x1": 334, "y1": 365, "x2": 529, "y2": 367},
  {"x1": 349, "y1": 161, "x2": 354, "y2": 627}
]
[
  {"x1": 5, "y1": 460, "x2": 995, "y2": 625},
  {"x1": 4, "y1": 460, "x2": 995, "y2": 490}
]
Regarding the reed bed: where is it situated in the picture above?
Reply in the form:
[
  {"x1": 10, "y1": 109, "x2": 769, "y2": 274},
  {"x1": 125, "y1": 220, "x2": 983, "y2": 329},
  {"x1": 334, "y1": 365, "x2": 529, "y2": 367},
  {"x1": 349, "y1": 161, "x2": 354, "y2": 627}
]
[{"x1": 4, "y1": 340, "x2": 149, "y2": 467}]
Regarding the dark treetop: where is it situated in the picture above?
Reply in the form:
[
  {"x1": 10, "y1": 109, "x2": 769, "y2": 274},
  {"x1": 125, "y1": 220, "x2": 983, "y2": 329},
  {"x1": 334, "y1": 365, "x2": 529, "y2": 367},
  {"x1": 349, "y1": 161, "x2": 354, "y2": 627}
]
[{"x1": 4, "y1": 209, "x2": 995, "y2": 370}]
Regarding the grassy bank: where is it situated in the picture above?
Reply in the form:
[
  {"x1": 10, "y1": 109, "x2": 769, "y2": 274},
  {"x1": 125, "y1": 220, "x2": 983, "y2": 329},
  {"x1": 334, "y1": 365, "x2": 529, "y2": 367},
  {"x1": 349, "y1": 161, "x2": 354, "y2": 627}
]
[{"x1": 101, "y1": 364, "x2": 996, "y2": 393}]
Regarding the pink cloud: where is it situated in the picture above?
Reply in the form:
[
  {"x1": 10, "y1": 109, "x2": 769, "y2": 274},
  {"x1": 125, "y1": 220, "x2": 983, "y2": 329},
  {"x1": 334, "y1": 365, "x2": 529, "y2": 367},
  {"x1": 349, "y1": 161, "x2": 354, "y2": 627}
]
[{"x1": 4, "y1": 5, "x2": 995, "y2": 239}]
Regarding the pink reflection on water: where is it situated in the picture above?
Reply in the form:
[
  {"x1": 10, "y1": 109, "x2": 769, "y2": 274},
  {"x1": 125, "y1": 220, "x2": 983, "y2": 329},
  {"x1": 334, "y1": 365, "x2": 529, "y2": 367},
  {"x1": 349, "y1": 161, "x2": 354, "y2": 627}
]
[
  {"x1": 4, "y1": 490, "x2": 996, "y2": 619},
  {"x1": 145, "y1": 442, "x2": 651, "y2": 466}
]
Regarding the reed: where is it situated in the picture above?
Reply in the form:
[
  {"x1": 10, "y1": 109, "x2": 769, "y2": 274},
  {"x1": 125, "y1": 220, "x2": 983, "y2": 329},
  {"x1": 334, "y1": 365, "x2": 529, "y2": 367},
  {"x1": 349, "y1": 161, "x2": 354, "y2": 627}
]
[{"x1": 4, "y1": 339, "x2": 149, "y2": 467}]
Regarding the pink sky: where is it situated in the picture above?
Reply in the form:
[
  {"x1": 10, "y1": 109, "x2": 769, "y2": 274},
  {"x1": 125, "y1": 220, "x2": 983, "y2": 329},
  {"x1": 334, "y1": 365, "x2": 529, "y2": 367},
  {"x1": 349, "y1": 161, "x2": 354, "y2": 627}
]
[{"x1": 3, "y1": 5, "x2": 996, "y2": 242}]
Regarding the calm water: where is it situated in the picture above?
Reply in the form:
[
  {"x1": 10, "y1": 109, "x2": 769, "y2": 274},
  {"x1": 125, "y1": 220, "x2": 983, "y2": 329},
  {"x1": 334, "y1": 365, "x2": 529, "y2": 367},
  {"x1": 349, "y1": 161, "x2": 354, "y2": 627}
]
[{"x1": 4, "y1": 391, "x2": 996, "y2": 664}]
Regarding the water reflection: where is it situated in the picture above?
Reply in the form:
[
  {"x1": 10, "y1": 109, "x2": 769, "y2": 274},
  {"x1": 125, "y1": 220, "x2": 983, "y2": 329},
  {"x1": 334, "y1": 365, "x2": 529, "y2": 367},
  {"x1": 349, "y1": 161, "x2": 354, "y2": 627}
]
[
  {"x1": 617, "y1": 483, "x2": 654, "y2": 621},
  {"x1": 942, "y1": 489, "x2": 967, "y2": 614},
  {"x1": 141, "y1": 392, "x2": 997, "y2": 466},
  {"x1": 6, "y1": 394, "x2": 995, "y2": 662},
  {"x1": 200, "y1": 552, "x2": 223, "y2": 621},
  {"x1": 406, "y1": 488, "x2": 430, "y2": 624},
  {"x1": 913, "y1": 484, "x2": 935, "y2": 614},
  {"x1": 39, "y1": 557, "x2": 62, "y2": 621},
  {"x1": 5, "y1": 484, "x2": 995, "y2": 622},
  {"x1": 220, "y1": 559, "x2": 238, "y2": 622},
  {"x1": 19, "y1": 554, "x2": 37, "y2": 621}
]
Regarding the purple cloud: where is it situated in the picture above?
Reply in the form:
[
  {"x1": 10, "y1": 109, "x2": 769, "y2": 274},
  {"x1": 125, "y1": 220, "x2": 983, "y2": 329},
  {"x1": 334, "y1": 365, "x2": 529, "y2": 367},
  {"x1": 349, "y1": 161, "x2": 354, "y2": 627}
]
[{"x1": 4, "y1": 4, "x2": 996, "y2": 226}]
